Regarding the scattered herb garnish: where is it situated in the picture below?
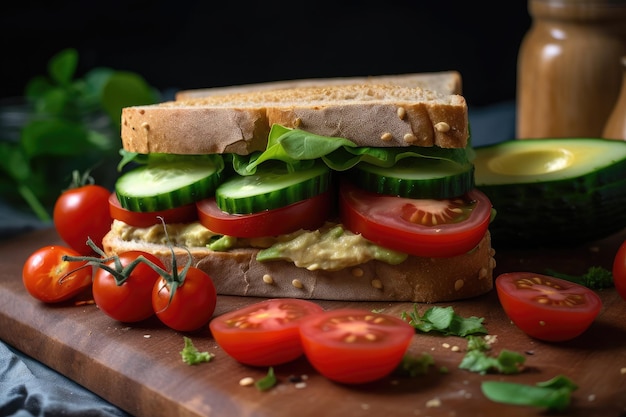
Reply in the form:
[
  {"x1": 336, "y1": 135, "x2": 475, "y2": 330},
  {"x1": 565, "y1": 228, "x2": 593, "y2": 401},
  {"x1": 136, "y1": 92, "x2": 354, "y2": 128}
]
[
  {"x1": 401, "y1": 305, "x2": 488, "y2": 337},
  {"x1": 255, "y1": 367, "x2": 278, "y2": 391},
  {"x1": 394, "y1": 353, "x2": 435, "y2": 377},
  {"x1": 545, "y1": 266, "x2": 614, "y2": 289},
  {"x1": 481, "y1": 375, "x2": 578, "y2": 412},
  {"x1": 459, "y1": 335, "x2": 525, "y2": 375},
  {"x1": 180, "y1": 336, "x2": 215, "y2": 365}
]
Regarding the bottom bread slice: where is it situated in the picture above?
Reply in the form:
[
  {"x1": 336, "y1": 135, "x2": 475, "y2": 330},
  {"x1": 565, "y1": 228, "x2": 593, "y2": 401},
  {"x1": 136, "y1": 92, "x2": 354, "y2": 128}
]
[{"x1": 102, "y1": 230, "x2": 495, "y2": 303}]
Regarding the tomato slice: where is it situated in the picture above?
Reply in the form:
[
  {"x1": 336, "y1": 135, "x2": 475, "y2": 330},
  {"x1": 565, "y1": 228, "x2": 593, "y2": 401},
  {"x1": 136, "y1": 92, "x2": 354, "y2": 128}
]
[
  {"x1": 196, "y1": 191, "x2": 332, "y2": 238},
  {"x1": 339, "y1": 180, "x2": 492, "y2": 258},
  {"x1": 108, "y1": 192, "x2": 198, "y2": 228},
  {"x1": 209, "y1": 298, "x2": 324, "y2": 366},
  {"x1": 299, "y1": 309, "x2": 414, "y2": 384},
  {"x1": 612, "y1": 239, "x2": 626, "y2": 301},
  {"x1": 495, "y1": 272, "x2": 603, "y2": 342}
]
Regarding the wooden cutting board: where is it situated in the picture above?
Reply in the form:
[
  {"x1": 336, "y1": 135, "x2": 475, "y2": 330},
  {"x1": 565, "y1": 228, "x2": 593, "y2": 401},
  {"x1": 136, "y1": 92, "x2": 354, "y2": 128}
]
[{"x1": 1, "y1": 227, "x2": 625, "y2": 417}]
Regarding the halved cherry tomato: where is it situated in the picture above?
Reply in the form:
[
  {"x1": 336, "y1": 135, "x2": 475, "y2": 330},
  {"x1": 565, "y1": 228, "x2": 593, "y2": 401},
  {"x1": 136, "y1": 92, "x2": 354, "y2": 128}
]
[
  {"x1": 53, "y1": 184, "x2": 112, "y2": 255},
  {"x1": 108, "y1": 192, "x2": 198, "y2": 228},
  {"x1": 22, "y1": 245, "x2": 92, "y2": 303},
  {"x1": 196, "y1": 191, "x2": 332, "y2": 238},
  {"x1": 495, "y1": 272, "x2": 603, "y2": 342},
  {"x1": 152, "y1": 266, "x2": 217, "y2": 332},
  {"x1": 299, "y1": 309, "x2": 414, "y2": 384},
  {"x1": 612, "y1": 239, "x2": 626, "y2": 301},
  {"x1": 339, "y1": 180, "x2": 492, "y2": 258},
  {"x1": 92, "y1": 251, "x2": 165, "y2": 323},
  {"x1": 209, "y1": 298, "x2": 324, "y2": 366}
]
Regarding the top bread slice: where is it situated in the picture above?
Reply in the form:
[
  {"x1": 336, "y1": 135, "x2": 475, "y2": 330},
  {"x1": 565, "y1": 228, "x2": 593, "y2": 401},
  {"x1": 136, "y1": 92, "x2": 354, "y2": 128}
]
[
  {"x1": 121, "y1": 75, "x2": 469, "y2": 156},
  {"x1": 174, "y1": 71, "x2": 463, "y2": 100}
]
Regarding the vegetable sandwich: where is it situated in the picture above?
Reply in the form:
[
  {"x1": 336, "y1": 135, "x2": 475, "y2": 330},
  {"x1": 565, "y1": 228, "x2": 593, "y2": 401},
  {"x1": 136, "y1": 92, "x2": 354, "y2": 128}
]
[{"x1": 103, "y1": 72, "x2": 496, "y2": 303}]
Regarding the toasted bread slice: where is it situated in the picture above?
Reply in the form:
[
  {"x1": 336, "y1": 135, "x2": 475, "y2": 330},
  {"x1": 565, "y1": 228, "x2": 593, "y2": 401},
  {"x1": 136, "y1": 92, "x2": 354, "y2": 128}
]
[
  {"x1": 122, "y1": 83, "x2": 468, "y2": 155},
  {"x1": 174, "y1": 71, "x2": 463, "y2": 100},
  {"x1": 102, "y1": 225, "x2": 494, "y2": 303}
]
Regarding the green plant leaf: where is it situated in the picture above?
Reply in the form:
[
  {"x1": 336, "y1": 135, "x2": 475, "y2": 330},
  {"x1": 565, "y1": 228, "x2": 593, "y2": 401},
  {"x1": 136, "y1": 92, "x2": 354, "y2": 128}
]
[
  {"x1": 24, "y1": 76, "x2": 54, "y2": 101},
  {"x1": 48, "y1": 48, "x2": 78, "y2": 87},
  {"x1": 21, "y1": 119, "x2": 96, "y2": 157},
  {"x1": 101, "y1": 72, "x2": 158, "y2": 127},
  {"x1": 0, "y1": 142, "x2": 29, "y2": 181}
]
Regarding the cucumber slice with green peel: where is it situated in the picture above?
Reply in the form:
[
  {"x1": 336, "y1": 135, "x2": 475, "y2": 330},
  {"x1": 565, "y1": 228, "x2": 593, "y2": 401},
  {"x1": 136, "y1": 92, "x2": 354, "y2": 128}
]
[
  {"x1": 473, "y1": 138, "x2": 626, "y2": 247},
  {"x1": 116, "y1": 155, "x2": 224, "y2": 212},
  {"x1": 347, "y1": 158, "x2": 475, "y2": 199},
  {"x1": 215, "y1": 161, "x2": 331, "y2": 214}
]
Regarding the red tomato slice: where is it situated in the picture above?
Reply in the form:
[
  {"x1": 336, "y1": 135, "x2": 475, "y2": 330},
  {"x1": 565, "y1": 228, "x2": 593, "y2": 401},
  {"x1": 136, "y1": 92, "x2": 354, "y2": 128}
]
[
  {"x1": 339, "y1": 180, "x2": 492, "y2": 258},
  {"x1": 612, "y1": 239, "x2": 626, "y2": 301},
  {"x1": 196, "y1": 191, "x2": 332, "y2": 238},
  {"x1": 209, "y1": 298, "x2": 324, "y2": 366},
  {"x1": 299, "y1": 309, "x2": 414, "y2": 384},
  {"x1": 495, "y1": 272, "x2": 603, "y2": 342},
  {"x1": 108, "y1": 193, "x2": 198, "y2": 228},
  {"x1": 22, "y1": 245, "x2": 92, "y2": 303}
]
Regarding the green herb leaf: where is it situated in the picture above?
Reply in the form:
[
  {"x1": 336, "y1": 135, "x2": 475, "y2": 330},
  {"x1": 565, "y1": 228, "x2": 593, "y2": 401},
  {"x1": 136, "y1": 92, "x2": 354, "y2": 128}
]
[
  {"x1": 545, "y1": 266, "x2": 614, "y2": 289},
  {"x1": 101, "y1": 71, "x2": 158, "y2": 128},
  {"x1": 481, "y1": 375, "x2": 578, "y2": 412},
  {"x1": 255, "y1": 367, "x2": 277, "y2": 391},
  {"x1": 459, "y1": 336, "x2": 525, "y2": 375},
  {"x1": 394, "y1": 353, "x2": 435, "y2": 377},
  {"x1": 180, "y1": 336, "x2": 215, "y2": 365},
  {"x1": 459, "y1": 349, "x2": 525, "y2": 375},
  {"x1": 48, "y1": 48, "x2": 78, "y2": 87},
  {"x1": 401, "y1": 305, "x2": 487, "y2": 336}
]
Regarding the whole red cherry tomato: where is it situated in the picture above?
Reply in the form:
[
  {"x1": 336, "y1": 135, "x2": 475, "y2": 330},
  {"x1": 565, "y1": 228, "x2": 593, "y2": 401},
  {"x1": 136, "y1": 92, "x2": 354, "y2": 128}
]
[
  {"x1": 22, "y1": 245, "x2": 92, "y2": 303},
  {"x1": 152, "y1": 266, "x2": 217, "y2": 332},
  {"x1": 54, "y1": 177, "x2": 112, "y2": 255},
  {"x1": 612, "y1": 239, "x2": 626, "y2": 301},
  {"x1": 92, "y1": 251, "x2": 165, "y2": 323}
]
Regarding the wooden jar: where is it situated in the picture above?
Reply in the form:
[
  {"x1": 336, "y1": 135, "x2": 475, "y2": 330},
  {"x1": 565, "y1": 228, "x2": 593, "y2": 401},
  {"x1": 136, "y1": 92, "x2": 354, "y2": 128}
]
[{"x1": 516, "y1": 0, "x2": 626, "y2": 139}]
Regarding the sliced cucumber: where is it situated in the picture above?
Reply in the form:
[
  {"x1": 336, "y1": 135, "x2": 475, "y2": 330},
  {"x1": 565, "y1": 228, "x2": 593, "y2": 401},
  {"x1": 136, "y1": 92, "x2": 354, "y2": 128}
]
[
  {"x1": 474, "y1": 138, "x2": 626, "y2": 247},
  {"x1": 346, "y1": 158, "x2": 474, "y2": 199},
  {"x1": 215, "y1": 161, "x2": 331, "y2": 214},
  {"x1": 116, "y1": 154, "x2": 224, "y2": 212}
]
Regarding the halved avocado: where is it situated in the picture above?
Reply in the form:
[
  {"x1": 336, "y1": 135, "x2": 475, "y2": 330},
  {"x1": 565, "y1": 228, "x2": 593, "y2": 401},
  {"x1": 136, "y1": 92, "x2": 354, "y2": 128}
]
[{"x1": 473, "y1": 138, "x2": 626, "y2": 247}]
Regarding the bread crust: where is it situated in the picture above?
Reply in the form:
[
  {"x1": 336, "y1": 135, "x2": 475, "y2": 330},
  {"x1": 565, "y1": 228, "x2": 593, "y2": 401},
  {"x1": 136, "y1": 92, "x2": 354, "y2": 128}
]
[
  {"x1": 175, "y1": 71, "x2": 463, "y2": 100},
  {"x1": 122, "y1": 83, "x2": 468, "y2": 155},
  {"x1": 102, "y1": 229, "x2": 495, "y2": 303}
]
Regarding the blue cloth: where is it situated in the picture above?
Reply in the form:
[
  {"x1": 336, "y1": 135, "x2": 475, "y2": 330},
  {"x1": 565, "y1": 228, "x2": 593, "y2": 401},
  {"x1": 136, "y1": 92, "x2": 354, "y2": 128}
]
[{"x1": 0, "y1": 101, "x2": 515, "y2": 417}]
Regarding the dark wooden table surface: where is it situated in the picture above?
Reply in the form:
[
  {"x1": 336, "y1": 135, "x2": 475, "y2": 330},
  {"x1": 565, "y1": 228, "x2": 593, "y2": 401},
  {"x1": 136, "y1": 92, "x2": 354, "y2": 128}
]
[{"x1": 1, "y1": 227, "x2": 625, "y2": 417}]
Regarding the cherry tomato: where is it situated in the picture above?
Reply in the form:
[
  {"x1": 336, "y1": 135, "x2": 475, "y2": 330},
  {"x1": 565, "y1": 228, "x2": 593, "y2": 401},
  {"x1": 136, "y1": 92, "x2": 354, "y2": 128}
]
[
  {"x1": 495, "y1": 272, "x2": 603, "y2": 342},
  {"x1": 209, "y1": 298, "x2": 324, "y2": 366},
  {"x1": 152, "y1": 266, "x2": 217, "y2": 332},
  {"x1": 339, "y1": 180, "x2": 492, "y2": 258},
  {"x1": 612, "y1": 239, "x2": 626, "y2": 301},
  {"x1": 196, "y1": 191, "x2": 332, "y2": 238},
  {"x1": 92, "y1": 251, "x2": 165, "y2": 323},
  {"x1": 109, "y1": 192, "x2": 198, "y2": 228},
  {"x1": 54, "y1": 184, "x2": 113, "y2": 255},
  {"x1": 299, "y1": 309, "x2": 414, "y2": 384},
  {"x1": 22, "y1": 246, "x2": 92, "y2": 303}
]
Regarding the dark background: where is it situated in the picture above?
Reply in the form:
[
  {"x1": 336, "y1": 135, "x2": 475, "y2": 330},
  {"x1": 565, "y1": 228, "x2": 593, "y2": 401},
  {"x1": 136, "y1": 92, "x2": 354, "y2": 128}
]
[{"x1": 1, "y1": 0, "x2": 531, "y2": 108}]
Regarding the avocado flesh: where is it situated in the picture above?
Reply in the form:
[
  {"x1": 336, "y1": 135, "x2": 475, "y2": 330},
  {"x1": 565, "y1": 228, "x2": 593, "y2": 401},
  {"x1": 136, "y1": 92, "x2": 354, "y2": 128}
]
[{"x1": 473, "y1": 138, "x2": 626, "y2": 247}]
